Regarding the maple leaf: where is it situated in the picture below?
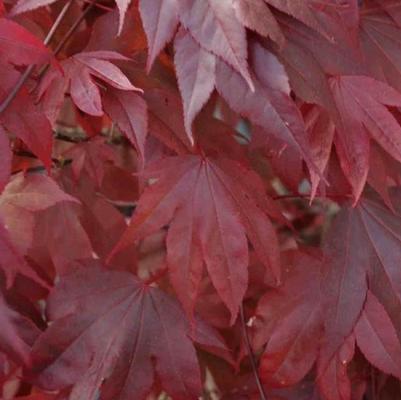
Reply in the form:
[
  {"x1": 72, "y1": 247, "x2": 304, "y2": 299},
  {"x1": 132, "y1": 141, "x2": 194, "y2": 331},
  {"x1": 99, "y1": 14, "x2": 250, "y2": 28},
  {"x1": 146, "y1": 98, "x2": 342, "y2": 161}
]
[
  {"x1": 145, "y1": 87, "x2": 194, "y2": 153},
  {"x1": 361, "y1": 1, "x2": 401, "y2": 93},
  {"x1": 277, "y1": 37, "x2": 338, "y2": 113},
  {"x1": 177, "y1": 0, "x2": 254, "y2": 90},
  {"x1": 59, "y1": 172, "x2": 137, "y2": 268},
  {"x1": 354, "y1": 291, "x2": 401, "y2": 380},
  {"x1": 304, "y1": 105, "x2": 335, "y2": 199},
  {"x1": 232, "y1": 0, "x2": 285, "y2": 46},
  {"x1": 0, "y1": 218, "x2": 44, "y2": 288},
  {"x1": 0, "y1": 292, "x2": 39, "y2": 365},
  {"x1": 112, "y1": 154, "x2": 280, "y2": 321},
  {"x1": 0, "y1": 66, "x2": 53, "y2": 169},
  {"x1": 215, "y1": 41, "x2": 320, "y2": 177},
  {"x1": 319, "y1": 191, "x2": 401, "y2": 375},
  {"x1": 252, "y1": 251, "x2": 323, "y2": 388},
  {"x1": 265, "y1": 0, "x2": 329, "y2": 39},
  {"x1": 31, "y1": 202, "x2": 93, "y2": 275},
  {"x1": 317, "y1": 334, "x2": 355, "y2": 400},
  {"x1": 278, "y1": 11, "x2": 365, "y2": 80},
  {"x1": 41, "y1": 51, "x2": 141, "y2": 117},
  {"x1": 138, "y1": 0, "x2": 179, "y2": 71},
  {"x1": 102, "y1": 88, "x2": 148, "y2": 164},
  {"x1": 329, "y1": 75, "x2": 401, "y2": 200},
  {"x1": 0, "y1": 18, "x2": 51, "y2": 66},
  {"x1": 66, "y1": 51, "x2": 140, "y2": 116},
  {"x1": 0, "y1": 126, "x2": 11, "y2": 193},
  {"x1": 86, "y1": 7, "x2": 147, "y2": 55},
  {"x1": 30, "y1": 265, "x2": 231, "y2": 400},
  {"x1": 174, "y1": 27, "x2": 216, "y2": 138},
  {"x1": 63, "y1": 137, "x2": 116, "y2": 187},
  {"x1": 0, "y1": 173, "x2": 78, "y2": 255},
  {"x1": 10, "y1": 0, "x2": 58, "y2": 16}
]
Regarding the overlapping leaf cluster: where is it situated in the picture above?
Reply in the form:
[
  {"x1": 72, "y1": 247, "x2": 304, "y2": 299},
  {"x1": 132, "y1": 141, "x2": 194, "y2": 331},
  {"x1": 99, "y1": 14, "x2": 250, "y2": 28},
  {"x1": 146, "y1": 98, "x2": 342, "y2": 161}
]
[{"x1": 1, "y1": 0, "x2": 401, "y2": 399}]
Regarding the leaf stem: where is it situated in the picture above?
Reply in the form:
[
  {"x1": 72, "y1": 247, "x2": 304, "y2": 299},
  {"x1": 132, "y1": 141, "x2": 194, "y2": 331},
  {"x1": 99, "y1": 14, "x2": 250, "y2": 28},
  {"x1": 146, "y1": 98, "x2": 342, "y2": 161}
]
[
  {"x1": 0, "y1": 0, "x2": 73, "y2": 114},
  {"x1": 240, "y1": 304, "x2": 268, "y2": 400}
]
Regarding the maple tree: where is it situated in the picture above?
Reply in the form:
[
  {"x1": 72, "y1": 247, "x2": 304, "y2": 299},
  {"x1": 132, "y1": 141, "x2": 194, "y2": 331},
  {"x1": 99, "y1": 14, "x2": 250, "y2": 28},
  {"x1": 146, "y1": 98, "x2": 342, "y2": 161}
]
[{"x1": 2, "y1": 0, "x2": 401, "y2": 399}]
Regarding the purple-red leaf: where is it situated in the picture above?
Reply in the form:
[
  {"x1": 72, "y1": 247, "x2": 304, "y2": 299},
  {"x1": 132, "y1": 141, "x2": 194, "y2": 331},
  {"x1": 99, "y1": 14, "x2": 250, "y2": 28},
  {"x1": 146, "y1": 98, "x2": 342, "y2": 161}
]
[
  {"x1": 102, "y1": 88, "x2": 148, "y2": 164},
  {"x1": 177, "y1": 0, "x2": 254, "y2": 90},
  {"x1": 0, "y1": 18, "x2": 51, "y2": 66},
  {"x1": 113, "y1": 154, "x2": 280, "y2": 321},
  {"x1": 253, "y1": 251, "x2": 322, "y2": 388},
  {"x1": 233, "y1": 0, "x2": 285, "y2": 45},
  {"x1": 330, "y1": 76, "x2": 401, "y2": 200},
  {"x1": 174, "y1": 28, "x2": 216, "y2": 139},
  {"x1": 30, "y1": 265, "x2": 230, "y2": 400},
  {"x1": 139, "y1": 0, "x2": 179, "y2": 71},
  {"x1": 355, "y1": 291, "x2": 401, "y2": 379}
]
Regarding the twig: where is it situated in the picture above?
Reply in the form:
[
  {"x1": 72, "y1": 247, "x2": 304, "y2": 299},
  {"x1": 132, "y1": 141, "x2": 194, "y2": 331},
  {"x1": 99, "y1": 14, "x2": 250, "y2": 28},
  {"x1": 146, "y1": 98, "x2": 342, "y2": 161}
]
[
  {"x1": 272, "y1": 193, "x2": 352, "y2": 201},
  {"x1": 0, "y1": 0, "x2": 73, "y2": 114},
  {"x1": 53, "y1": 0, "x2": 98, "y2": 56},
  {"x1": 80, "y1": 0, "x2": 113, "y2": 11},
  {"x1": 239, "y1": 304, "x2": 267, "y2": 400}
]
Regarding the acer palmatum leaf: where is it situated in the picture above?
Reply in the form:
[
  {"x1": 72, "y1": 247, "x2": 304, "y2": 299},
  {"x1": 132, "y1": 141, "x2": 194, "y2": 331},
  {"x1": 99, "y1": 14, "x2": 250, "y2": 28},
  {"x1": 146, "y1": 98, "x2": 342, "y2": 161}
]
[
  {"x1": 0, "y1": 66, "x2": 53, "y2": 169},
  {"x1": 63, "y1": 137, "x2": 117, "y2": 187},
  {"x1": 112, "y1": 154, "x2": 280, "y2": 321},
  {"x1": 10, "y1": 0, "x2": 58, "y2": 16},
  {"x1": 30, "y1": 265, "x2": 231, "y2": 400},
  {"x1": 177, "y1": 0, "x2": 254, "y2": 90},
  {"x1": 320, "y1": 191, "x2": 401, "y2": 377},
  {"x1": 102, "y1": 88, "x2": 148, "y2": 165},
  {"x1": 355, "y1": 291, "x2": 401, "y2": 380},
  {"x1": 0, "y1": 173, "x2": 78, "y2": 256},
  {"x1": 0, "y1": 174, "x2": 77, "y2": 212},
  {"x1": 0, "y1": 18, "x2": 51, "y2": 66},
  {"x1": 216, "y1": 42, "x2": 321, "y2": 179},
  {"x1": 304, "y1": 105, "x2": 335, "y2": 199},
  {"x1": 45, "y1": 51, "x2": 142, "y2": 117},
  {"x1": 139, "y1": 0, "x2": 179, "y2": 72},
  {"x1": 319, "y1": 205, "x2": 369, "y2": 372},
  {"x1": 145, "y1": 87, "x2": 194, "y2": 153},
  {"x1": 265, "y1": 0, "x2": 332, "y2": 41},
  {"x1": 174, "y1": 28, "x2": 216, "y2": 139},
  {"x1": 0, "y1": 126, "x2": 11, "y2": 194},
  {"x1": 0, "y1": 293, "x2": 30, "y2": 364},
  {"x1": 330, "y1": 76, "x2": 401, "y2": 201},
  {"x1": 317, "y1": 334, "x2": 355, "y2": 400},
  {"x1": 253, "y1": 251, "x2": 322, "y2": 388},
  {"x1": 233, "y1": 0, "x2": 285, "y2": 46},
  {"x1": 73, "y1": 51, "x2": 140, "y2": 91},
  {"x1": 361, "y1": 1, "x2": 401, "y2": 94},
  {"x1": 32, "y1": 202, "x2": 93, "y2": 275},
  {"x1": 0, "y1": 219, "x2": 45, "y2": 288}
]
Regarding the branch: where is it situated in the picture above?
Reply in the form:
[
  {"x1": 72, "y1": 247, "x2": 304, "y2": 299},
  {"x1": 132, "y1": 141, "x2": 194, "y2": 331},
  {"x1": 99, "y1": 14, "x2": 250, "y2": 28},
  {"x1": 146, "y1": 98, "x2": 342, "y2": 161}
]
[
  {"x1": 272, "y1": 193, "x2": 352, "y2": 201},
  {"x1": 239, "y1": 304, "x2": 268, "y2": 400},
  {"x1": 0, "y1": 0, "x2": 73, "y2": 114}
]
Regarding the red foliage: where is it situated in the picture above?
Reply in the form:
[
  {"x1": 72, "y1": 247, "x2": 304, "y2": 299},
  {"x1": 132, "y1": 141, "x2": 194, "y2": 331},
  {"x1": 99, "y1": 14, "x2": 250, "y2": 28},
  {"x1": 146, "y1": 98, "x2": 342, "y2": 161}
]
[{"x1": 0, "y1": 0, "x2": 401, "y2": 399}]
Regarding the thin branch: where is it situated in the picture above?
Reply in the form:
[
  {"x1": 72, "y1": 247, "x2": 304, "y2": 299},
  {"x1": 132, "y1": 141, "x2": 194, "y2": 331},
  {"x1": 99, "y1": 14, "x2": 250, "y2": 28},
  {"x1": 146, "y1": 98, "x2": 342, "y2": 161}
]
[
  {"x1": 79, "y1": 0, "x2": 113, "y2": 11},
  {"x1": 272, "y1": 193, "x2": 352, "y2": 201},
  {"x1": 239, "y1": 304, "x2": 268, "y2": 400},
  {"x1": 0, "y1": 0, "x2": 73, "y2": 114},
  {"x1": 55, "y1": 132, "x2": 88, "y2": 143},
  {"x1": 53, "y1": 0, "x2": 98, "y2": 56}
]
